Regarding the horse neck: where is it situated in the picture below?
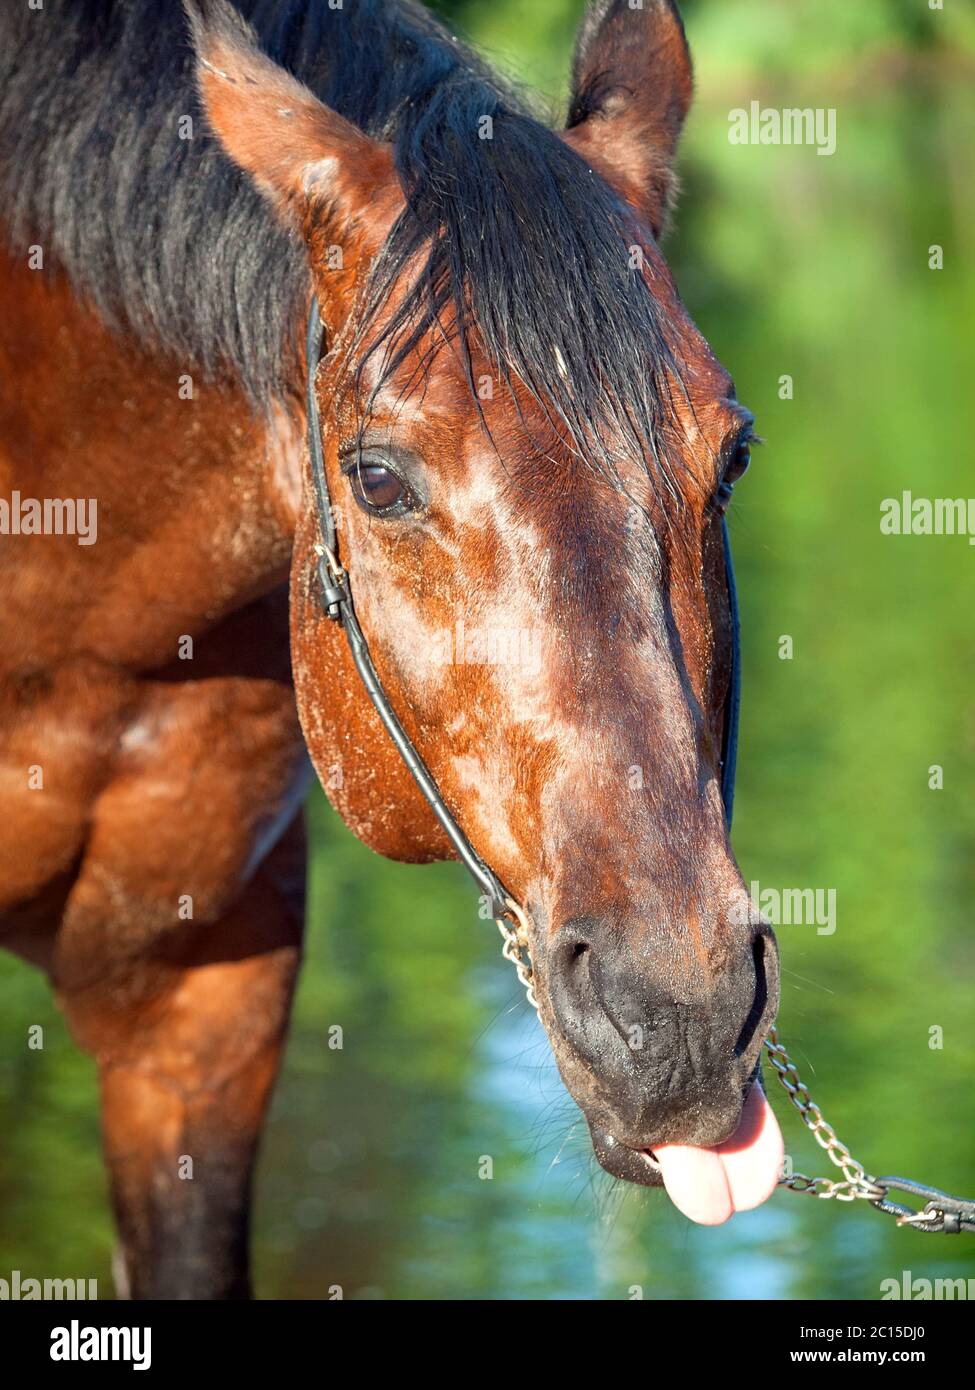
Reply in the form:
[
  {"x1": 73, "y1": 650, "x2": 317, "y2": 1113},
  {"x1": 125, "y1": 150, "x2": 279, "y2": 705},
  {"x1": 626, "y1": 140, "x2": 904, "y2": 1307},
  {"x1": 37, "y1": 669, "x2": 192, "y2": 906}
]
[{"x1": 0, "y1": 250, "x2": 303, "y2": 675}]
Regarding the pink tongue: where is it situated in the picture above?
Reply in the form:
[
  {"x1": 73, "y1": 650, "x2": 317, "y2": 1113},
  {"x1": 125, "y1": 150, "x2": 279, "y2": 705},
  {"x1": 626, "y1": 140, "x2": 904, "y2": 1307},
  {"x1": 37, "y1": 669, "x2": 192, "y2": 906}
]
[{"x1": 652, "y1": 1081, "x2": 783, "y2": 1225}]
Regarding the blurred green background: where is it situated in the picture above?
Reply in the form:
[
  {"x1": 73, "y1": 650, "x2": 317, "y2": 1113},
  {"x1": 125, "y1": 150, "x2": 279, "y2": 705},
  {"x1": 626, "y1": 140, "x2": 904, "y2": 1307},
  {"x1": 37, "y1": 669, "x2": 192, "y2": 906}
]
[{"x1": 2, "y1": 0, "x2": 974, "y2": 1299}]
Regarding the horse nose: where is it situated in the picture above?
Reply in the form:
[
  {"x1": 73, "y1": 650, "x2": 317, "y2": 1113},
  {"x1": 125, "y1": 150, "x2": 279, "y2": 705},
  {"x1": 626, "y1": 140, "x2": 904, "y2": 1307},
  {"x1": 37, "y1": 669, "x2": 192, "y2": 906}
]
[{"x1": 543, "y1": 914, "x2": 779, "y2": 1146}]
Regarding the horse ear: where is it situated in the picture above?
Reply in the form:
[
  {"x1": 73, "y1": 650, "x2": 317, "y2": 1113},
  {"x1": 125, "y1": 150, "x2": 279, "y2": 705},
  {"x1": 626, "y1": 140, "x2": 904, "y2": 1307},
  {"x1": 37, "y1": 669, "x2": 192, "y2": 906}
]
[
  {"x1": 564, "y1": 0, "x2": 693, "y2": 237},
  {"x1": 183, "y1": 0, "x2": 393, "y2": 239}
]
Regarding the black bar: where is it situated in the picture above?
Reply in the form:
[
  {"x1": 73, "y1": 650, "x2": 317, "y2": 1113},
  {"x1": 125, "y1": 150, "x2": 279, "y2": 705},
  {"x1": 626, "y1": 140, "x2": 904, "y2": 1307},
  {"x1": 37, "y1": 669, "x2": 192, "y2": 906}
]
[{"x1": 0, "y1": 1298, "x2": 963, "y2": 1374}]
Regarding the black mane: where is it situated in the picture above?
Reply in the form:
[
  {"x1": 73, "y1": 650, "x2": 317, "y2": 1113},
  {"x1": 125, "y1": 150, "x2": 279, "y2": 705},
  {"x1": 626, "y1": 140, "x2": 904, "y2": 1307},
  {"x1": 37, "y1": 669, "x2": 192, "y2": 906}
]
[{"x1": 0, "y1": 0, "x2": 683, "y2": 490}]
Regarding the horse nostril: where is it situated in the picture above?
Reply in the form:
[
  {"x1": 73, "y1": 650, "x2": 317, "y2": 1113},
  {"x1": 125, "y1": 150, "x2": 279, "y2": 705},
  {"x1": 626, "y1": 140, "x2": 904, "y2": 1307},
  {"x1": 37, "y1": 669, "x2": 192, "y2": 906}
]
[
  {"x1": 547, "y1": 923, "x2": 599, "y2": 1019},
  {"x1": 552, "y1": 917, "x2": 598, "y2": 968},
  {"x1": 733, "y1": 926, "x2": 775, "y2": 1062}
]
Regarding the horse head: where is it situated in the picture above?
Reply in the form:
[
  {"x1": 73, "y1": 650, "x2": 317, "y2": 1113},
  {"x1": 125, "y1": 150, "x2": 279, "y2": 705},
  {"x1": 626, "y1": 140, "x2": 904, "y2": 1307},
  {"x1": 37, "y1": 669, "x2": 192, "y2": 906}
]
[{"x1": 189, "y1": 0, "x2": 781, "y2": 1224}]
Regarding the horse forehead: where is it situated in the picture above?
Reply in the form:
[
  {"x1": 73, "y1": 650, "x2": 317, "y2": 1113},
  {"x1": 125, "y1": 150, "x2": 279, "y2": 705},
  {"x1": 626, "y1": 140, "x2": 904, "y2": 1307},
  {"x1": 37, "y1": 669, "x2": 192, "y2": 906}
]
[
  {"x1": 362, "y1": 351, "x2": 476, "y2": 432},
  {"x1": 361, "y1": 244, "x2": 736, "y2": 447},
  {"x1": 638, "y1": 239, "x2": 736, "y2": 395}
]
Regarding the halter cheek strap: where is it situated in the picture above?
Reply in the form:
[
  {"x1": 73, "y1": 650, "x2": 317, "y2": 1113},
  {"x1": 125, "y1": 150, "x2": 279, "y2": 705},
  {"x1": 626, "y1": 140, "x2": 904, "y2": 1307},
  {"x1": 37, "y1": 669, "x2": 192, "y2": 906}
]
[
  {"x1": 303, "y1": 296, "x2": 741, "y2": 925},
  {"x1": 305, "y1": 300, "x2": 513, "y2": 919},
  {"x1": 720, "y1": 512, "x2": 741, "y2": 823}
]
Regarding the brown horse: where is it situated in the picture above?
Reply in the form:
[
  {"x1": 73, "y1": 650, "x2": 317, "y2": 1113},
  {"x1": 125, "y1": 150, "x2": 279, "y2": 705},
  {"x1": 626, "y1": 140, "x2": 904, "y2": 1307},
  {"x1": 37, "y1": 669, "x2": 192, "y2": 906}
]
[{"x1": 0, "y1": 0, "x2": 781, "y2": 1298}]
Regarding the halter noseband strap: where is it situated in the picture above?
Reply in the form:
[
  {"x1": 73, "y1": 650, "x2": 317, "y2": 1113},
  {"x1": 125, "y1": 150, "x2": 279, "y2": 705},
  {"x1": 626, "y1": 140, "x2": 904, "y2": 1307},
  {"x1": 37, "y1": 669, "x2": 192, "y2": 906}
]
[{"x1": 304, "y1": 296, "x2": 741, "y2": 925}]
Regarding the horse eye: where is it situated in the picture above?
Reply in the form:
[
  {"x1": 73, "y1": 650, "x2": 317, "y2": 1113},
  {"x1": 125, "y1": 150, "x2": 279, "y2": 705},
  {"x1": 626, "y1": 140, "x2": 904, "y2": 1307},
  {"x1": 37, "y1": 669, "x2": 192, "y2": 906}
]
[
  {"x1": 715, "y1": 437, "x2": 752, "y2": 513},
  {"x1": 725, "y1": 438, "x2": 751, "y2": 486},
  {"x1": 345, "y1": 457, "x2": 415, "y2": 516}
]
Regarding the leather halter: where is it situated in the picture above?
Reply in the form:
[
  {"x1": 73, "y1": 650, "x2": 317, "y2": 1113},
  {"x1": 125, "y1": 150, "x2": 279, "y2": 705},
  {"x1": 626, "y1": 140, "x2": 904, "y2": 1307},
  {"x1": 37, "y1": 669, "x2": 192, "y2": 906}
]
[{"x1": 304, "y1": 297, "x2": 741, "y2": 922}]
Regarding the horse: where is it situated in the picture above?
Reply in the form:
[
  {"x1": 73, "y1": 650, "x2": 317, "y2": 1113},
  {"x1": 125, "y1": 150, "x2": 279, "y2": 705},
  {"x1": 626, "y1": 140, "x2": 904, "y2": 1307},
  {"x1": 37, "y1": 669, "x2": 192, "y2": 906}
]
[{"x1": 0, "y1": 0, "x2": 782, "y2": 1299}]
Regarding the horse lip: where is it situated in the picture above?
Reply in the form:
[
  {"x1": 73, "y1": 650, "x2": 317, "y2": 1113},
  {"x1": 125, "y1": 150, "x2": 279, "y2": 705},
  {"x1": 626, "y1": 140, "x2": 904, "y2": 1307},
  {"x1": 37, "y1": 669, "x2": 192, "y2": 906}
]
[{"x1": 588, "y1": 1122, "x2": 664, "y2": 1187}]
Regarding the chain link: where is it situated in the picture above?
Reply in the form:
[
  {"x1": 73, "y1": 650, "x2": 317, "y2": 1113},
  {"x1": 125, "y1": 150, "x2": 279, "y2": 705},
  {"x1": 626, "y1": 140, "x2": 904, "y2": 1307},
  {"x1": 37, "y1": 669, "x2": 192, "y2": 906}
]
[
  {"x1": 763, "y1": 1024, "x2": 888, "y2": 1202},
  {"x1": 495, "y1": 899, "x2": 539, "y2": 1012}
]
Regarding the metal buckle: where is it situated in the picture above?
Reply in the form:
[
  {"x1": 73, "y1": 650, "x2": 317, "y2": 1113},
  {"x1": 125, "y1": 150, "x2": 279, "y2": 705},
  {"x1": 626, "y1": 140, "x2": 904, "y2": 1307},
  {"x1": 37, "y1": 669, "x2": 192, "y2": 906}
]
[
  {"x1": 870, "y1": 1176, "x2": 974, "y2": 1234},
  {"x1": 314, "y1": 544, "x2": 348, "y2": 623}
]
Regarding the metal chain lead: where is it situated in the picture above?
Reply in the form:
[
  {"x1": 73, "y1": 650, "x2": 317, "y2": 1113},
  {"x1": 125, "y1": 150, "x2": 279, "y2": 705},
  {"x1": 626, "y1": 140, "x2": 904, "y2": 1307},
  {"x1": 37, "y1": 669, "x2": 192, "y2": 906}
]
[
  {"x1": 761, "y1": 1027, "x2": 975, "y2": 1231},
  {"x1": 762, "y1": 1025, "x2": 889, "y2": 1205}
]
